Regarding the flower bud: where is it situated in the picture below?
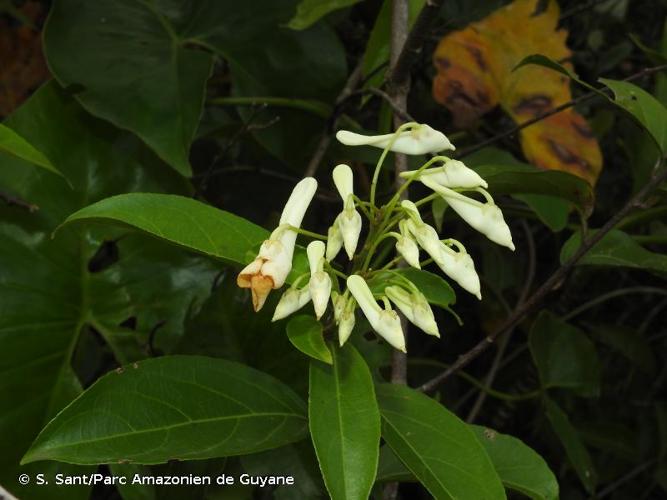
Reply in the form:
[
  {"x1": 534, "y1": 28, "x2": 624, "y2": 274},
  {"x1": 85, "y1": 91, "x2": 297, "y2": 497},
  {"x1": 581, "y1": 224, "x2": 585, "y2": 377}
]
[
  {"x1": 337, "y1": 295, "x2": 357, "y2": 347},
  {"x1": 339, "y1": 208, "x2": 362, "y2": 260},
  {"x1": 307, "y1": 241, "x2": 331, "y2": 319},
  {"x1": 346, "y1": 275, "x2": 406, "y2": 352},
  {"x1": 385, "y1": 285, "x2": 439, "y2": 337},
  {"x1": 421, "y1": 178, "x2": 514, "y2": 250},
  {"x1": 332, "y1": 164, "x2": 362, "y2": 259},
  {"x1": 336, "y1": 124, "x2": 455, "y2": 155},
  {"x1": 400, "y1": 157, "x2": 487, "y2": 189},
  {"x1": 434, "y1": 241, "x2": 481, "y2": 300},
  {"x1": 272, "y1": 286, "x2": 311, "y2": 321},
  {"x1": 395, "y1": 220, "x2": 421, "y2": 269}
]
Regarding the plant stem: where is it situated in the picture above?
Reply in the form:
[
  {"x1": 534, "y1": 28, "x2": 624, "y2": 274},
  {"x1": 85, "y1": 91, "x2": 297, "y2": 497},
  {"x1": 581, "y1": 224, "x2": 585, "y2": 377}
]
[
  {"x1": 419, "y1": 160, "x2": 667, "y2": 393},
  {"x1": 562, "y1": 286, "x2": 667, "y2": 321}
]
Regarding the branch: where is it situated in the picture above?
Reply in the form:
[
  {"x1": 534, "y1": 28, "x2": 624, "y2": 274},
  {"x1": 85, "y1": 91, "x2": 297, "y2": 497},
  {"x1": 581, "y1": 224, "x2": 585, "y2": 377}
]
[
  {"x1": 419, "y1": 160, "x2": 667, "y2": 393},
  {"x1": 465, "y1": 220, "x2": 535, "y2": 423},
  {"x1": 0, "y1": 191, "x2": 38, "y2": 212},
  {"x1": 457, "y1": 64, "x2": 667, "y2": 159},
  {"x1": 387, "y1": 0, "x2": 446, "y2": 91}
]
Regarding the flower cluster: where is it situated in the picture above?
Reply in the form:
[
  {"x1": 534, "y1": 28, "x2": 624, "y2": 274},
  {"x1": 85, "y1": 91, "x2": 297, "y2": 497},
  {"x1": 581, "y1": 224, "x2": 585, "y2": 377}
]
[{"x1": 237, "y1": 122, "x2": 514, "y2": 352}]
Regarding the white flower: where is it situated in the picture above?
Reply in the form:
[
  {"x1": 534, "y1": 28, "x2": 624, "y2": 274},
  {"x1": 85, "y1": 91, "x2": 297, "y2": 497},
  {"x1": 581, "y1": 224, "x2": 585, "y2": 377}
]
[
  {"x1": 385, "y1": 285, "x2": 439, "y2": 337},
  {"x1": 421, "y1": 178, "x2": 515, "y2": 250},
  {"x1": 336, "y1": 124, "x2": 455, "y2": 155},
  {"x1": 307, "y1": 241, "x2": 332, "y2": 319},
  {"x1": 401, "y1": 200, "x2": 482, "y2": 299},
  {"x1": 272, "y1": 287, "x2": 311, "y2": 321},
  {"x1": 330, "y1": 164, "x2": 362, "y2": 260},
  {"x1": 436, "y1": 240, "x2": 481, "y2": 299},
  {"x1": 332, "y1": 291, "x2": 356, "y2": 346},
  {"x1": 394, "y1": 219, "x2": 421, "y2": 269},
  {"x1": 400, "y1": 157, "x2": 487, "y2": 189},
  {"x1": 346, "y1": 275, "x2": 406, "y2": 352},
  {"x1": 237, "y1": 177, "x2": 318, "y2": 311}
]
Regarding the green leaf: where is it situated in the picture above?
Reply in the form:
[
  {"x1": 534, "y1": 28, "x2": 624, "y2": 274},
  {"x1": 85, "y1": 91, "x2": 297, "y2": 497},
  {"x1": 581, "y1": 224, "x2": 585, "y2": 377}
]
[
  {"x1": 0, "y1": 124, "x2": 62, "y2": 177},
  {"x1": 0, "y1": 82, "x2": 212, "y2": 497},
  {"x1": 474, "y1": 163, "x2": 594, "y2": 213},
  {"x1": 58, "y1": 193, "x2": 268, "y2": 266},
  {"x1": 288, "y1": 0, "x2": 361, "y2": 30},
  {"x1": 590, "y1": 324, "x2": 657, "y2": 374},
  {"x1": 513, "y1": 194, "x2": 570, "y2": 232},
  {"x1": 376, "y1": 384, "x2": 506, "y2": 499},
  {"x1": 241, "y1": 442, "x2": 326, "y2": 500},
  {"x1": 309, "y1": 344, "x2": 380, "y2": 500},
  {"x1": 44, "y1": 0, "x2": 346, "y2": 175},
  {"x1": 529, "y1": 311, "x2": 600, "y2": 397},
  {"x1": 287, "y1": 315, "x2": 332, "y2": 364},
  {"x1": 376, "y1": 445, "x2": 415, "y2": 483},
  {"x1": 471, "y1": 425, "x2": 559, "y2": 500},
  {"x1": 544, "y1": 398, "x2": 597, "y2": 493},
  {"x1": 560, "y1": 229, "x2": 667, "y2": 273},
  {"x1": 23, "y1": 356, "x2": 307, "y2": 464},
  {"x1": 369, "y1": 268, "x2": 456, "y2": 309},
  {"x1": 599, "y1": 78, "x2": 667, "y2": 152}
]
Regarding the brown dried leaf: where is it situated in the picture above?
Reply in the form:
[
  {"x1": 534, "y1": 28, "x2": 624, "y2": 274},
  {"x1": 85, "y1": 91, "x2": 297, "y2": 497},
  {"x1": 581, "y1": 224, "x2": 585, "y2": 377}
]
[
  {"x1": 0, "y1": 1, "x2": 50, "y2": 117},
  {"x1": 433, "y1": 0, "x2": 602, "y2": 185}
]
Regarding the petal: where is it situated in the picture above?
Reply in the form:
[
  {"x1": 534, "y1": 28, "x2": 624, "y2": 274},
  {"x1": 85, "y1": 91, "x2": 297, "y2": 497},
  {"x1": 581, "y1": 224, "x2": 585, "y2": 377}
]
[
  {"x1": 279, "y1": 177, "x2": 318, "y2": 228},
  {"x1": 307, "y1": 240, "x2": 326, "y2": 275},
  {"x1": 310, "y1": 272, "x2": 332, "y2": 320},
  {"x1": 339, "y1": 208, "x2": 362, "y2": 260},
  {"x1": 346, "y1": 275, "x2": 381, "y2": 326},
  {"x1": 332, "y1": 164, "x2": 354, "y2": 204}
]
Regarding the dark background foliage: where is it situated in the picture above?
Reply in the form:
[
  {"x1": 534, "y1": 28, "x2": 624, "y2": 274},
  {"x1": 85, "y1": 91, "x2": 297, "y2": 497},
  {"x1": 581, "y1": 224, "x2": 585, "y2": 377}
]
[{"x1": 1, "y1": 0, "x2": 667, "y2": 499}]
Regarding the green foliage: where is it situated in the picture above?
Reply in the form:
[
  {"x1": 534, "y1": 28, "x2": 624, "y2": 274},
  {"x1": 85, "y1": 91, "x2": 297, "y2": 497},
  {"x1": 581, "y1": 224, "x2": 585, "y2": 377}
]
[
  {"x1": 0, "y1": 124, "x2": 61, "y2": 177},
  {"x1": 287, "y1": 315, "x2": 332, "y2": 364},
  {"x1": 1, "y1": 1, "x2": 666, "y2": 499},
  {"x1": 529, "y1": 311, "x2": 600, "y2": 396},
  {"x1": 309, "y1": 345, "x2": 380, "y2": 500},
  {"x1": 471, "y1": 426, "x2": 559, "y2": 500},
  {"x1": 59, "y1": 193, "x2": 268, "y2": 266},
  {"x1": 23, "y1": 356, "x2": 308, "y2": 464},
  {"x1": 288, "y1": 0, "x2": 362, "y2": 30},
  {"x1": 377, "y1": 384, "x2": 505, "y2": 499}
]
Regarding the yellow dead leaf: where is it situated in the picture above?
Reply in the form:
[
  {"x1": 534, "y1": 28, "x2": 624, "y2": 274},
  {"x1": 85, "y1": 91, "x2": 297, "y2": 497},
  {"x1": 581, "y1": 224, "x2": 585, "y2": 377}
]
[{"x1": 433, "y1": 0, "x2": 602, "y2": 185}]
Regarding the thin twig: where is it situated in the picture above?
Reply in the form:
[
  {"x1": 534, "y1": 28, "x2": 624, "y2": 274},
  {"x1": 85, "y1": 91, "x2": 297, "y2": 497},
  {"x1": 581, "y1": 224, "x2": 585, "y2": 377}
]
[
  {"x1": 0, "y1": 191, "x2": 38, "y2": 212},
  {"x1": 466, "y1": 220, "x2": 535, "y2": 423},
  {"x1": 419, "y1": 160, "x2": 667, "y2": 393},
  {"x1": 387, "y1": 0, "x2": 446, "y2": 91},
  {"x1": 596, "y1": 460, "x2": 656, "y2": 499},
  {"x1": 457, "y1": 64, "x2": 667, "y2": 159},
  {"x1": 303, "y1": 61, "x2": 365, "y2": 177}
]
